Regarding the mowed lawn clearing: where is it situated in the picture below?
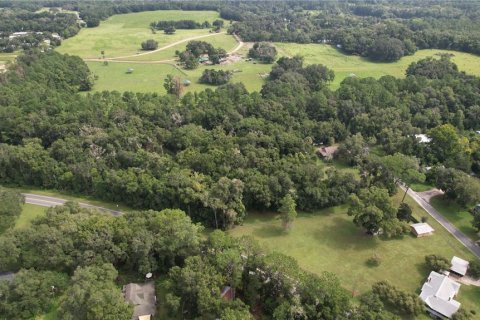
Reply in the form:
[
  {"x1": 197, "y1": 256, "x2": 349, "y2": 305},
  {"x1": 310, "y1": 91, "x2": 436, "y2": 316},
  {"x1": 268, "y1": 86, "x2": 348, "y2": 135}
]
[
  {"x1": 275, "y1": 44, "x2": 480, "y2": 88},
  {"x1": 229, "y1": 189, "x2": 477, "y2": 302},
  {"x1": 87, "y1": 59, "x2": 270, "y2": 94},
  {"x1": 429, "y1": 195, "x2": 479, "y2": 241},
  {"x1": 57, "y1": 10, "x2": 225, "y2": 59},
  {"x1": 14, "y1": 204, "x2": 47, "y2": 229},
  {"x1": 125, "y1": 33, "x2": 238, "y2": 61}
]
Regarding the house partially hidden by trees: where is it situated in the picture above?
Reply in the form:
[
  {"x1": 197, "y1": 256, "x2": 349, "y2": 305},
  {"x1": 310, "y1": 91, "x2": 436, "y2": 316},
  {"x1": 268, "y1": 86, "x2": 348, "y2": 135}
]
[
  {"x1": 410, "y1": 222, "x2": 434, "y2": 237},
  {"x1": 316, "y1": 145, "x2": 338, "y2": 160},
  {"x1": 419, "y1": 271, "x2": 461, "y2": 319},
  {"x1": 450, "y1": 256, "x2": 469, "y2": 277},
  {"x1": 123, "y1": 282, "x2": 156, "y2": 320}
]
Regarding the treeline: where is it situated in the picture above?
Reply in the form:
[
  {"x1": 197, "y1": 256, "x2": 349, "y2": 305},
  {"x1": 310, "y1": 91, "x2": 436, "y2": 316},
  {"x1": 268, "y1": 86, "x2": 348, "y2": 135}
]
[
  {"x1": 224, "y1": 1, "x2": 480, "y2": 61},
  {"x1": 0, "y1": 201, "x2": 420, "y2": 319},
  {"x1": 150, "y1": 19, "x2": 211, "y2": 30}
]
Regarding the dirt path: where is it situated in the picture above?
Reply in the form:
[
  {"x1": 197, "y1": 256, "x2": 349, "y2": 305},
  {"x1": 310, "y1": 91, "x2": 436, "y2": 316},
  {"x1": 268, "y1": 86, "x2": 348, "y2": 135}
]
[
  {"x1": 84, "y1": 32, "x2": 243, "y2": 64},
  {"x1": 87, "y1": 31, "x2": 226, "y2": 62}
]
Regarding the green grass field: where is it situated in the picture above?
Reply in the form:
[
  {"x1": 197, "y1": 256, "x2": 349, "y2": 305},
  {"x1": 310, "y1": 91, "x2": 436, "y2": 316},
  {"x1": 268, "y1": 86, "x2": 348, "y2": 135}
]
[
  {"x1": 275, "y1": 44, "x2": 480, "y2": 89},
  {"x1": 430, "y1": 195, "x2": 479, "y2": 241},
  {"x1": 85, "y1": 46, "x2": 480, "y2": 94},
  {"x1": 229, "y1": 190, "x2": 479, "y2": 317},
  {"x1": 57, "y1": 10, "x2": 225, "y2": 59},
  {"x1": 14, "y1": 204, "x2": 47, "y2": 229},
  {"x1": 124, "y1": 33, "x2": 238, "y2": 62},
  {"x1": 87, "y1": 59, "x2": 270, "y2": 94}
]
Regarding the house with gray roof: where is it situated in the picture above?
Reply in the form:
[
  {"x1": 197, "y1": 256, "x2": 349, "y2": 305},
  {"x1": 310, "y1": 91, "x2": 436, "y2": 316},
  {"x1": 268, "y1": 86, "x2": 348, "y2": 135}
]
[
  {"x1": 419, "y1": 271, "x2": 461, "y2": 319},
  {"x1": 123, "y1": 282, "x2": 156, "y2": 320}
]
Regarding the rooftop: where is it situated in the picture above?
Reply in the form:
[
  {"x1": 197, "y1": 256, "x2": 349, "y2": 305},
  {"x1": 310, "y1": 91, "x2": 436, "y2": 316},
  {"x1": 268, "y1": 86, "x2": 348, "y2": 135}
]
[
  {"x1": 123, "y1": 282, "x2": 156, "y2": 320},
  {"x1": 450, "y1": 256, "x2": 469, "y2": 276},
  {"x1": 411, "y1": 222, "x2": 434, "y2": 235},
  {"x1": 419, "y1": 271, "x2": 461, "y2": 319}
]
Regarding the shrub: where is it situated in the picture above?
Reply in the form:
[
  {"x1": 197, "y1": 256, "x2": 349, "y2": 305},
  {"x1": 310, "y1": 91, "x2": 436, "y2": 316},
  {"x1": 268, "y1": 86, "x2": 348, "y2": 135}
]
[
  {"x1": 468, "y1": 260, "x2": 480, "y2": 279},
  {"x1": 199, "y1": 69, "x2": 232, "y2": 85},
  {"x1": 366, "y1": 254, "x2": 381, "y2": 267},
  {"x1": 425, "y1": 254, "x2": 450, "y2": 272},
  {"x1": 141, "y1": 39, "x2": 158, "y2": 50},
  {"x1": 372, "y1": 281, "x2": 424, "y2": 316}
]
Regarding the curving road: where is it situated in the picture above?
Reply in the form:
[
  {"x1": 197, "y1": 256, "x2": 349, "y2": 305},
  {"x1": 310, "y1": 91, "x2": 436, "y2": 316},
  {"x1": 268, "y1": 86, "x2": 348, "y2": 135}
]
[
  {"x1": 23, "y1": 193, "x2": 122, "y2": 216},
  {"x1": 401, "y1": 186, "x2": 480, "y2": 258}
]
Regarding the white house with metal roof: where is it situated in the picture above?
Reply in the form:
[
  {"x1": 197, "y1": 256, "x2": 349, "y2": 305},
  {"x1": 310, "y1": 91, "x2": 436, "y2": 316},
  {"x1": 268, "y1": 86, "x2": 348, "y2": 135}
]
[
  {"x1": 419, "y1": 271, "x2": 461, "y2": 319},
  {"x1": 450, "y1": 256, "x2": 469, "y2": 276}
]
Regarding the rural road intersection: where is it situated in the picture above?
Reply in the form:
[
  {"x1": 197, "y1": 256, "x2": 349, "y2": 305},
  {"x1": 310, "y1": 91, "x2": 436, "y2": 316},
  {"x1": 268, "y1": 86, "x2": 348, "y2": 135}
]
[{"x1": 22, "y1": 193, "x2": 122, "y2": 216}]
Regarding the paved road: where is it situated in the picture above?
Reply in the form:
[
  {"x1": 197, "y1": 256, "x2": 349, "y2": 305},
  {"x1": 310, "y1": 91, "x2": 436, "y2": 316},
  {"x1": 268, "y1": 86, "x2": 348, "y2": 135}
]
[
  {"x1": 402, "y1": 186, "x2": 480, "y2": 258},
  {"x1": 23, "y1": 193, "x2": 122, "y2": 216}
]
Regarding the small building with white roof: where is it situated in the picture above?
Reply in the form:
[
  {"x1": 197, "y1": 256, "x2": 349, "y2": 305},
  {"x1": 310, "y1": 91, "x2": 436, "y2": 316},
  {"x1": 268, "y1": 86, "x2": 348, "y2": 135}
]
[
  {"x1": 419, "y1": 271, "x2": 461, "y2": 319},
  {"x1": 415, "y1": 134, "x2": 432, "y2": 143},
  {"x1": 450, "y1": 256, "x2": 469, "y2": 277},
  {"x1": 410, "y1": 222, "x2": 435, "y2": 237}
]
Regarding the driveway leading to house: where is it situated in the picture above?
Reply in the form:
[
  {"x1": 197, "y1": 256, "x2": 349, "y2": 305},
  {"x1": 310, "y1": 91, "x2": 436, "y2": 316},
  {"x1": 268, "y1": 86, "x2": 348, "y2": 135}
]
[
  {"x1": 22, "y1": 193, "x2": 122, "y2": 216},
  {"x1": 402, "y1": 186, "x2": 480, "y2": 258}
]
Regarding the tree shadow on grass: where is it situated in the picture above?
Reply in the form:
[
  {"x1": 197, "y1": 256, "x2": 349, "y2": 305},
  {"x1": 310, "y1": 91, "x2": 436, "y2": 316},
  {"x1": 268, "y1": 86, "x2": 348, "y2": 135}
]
[
  {"x1": 252, "y1": 224, "x2": 285, "y2": 238},
  {"x1": 314, "y1": 216, "x2": 380, "y2": 251}
]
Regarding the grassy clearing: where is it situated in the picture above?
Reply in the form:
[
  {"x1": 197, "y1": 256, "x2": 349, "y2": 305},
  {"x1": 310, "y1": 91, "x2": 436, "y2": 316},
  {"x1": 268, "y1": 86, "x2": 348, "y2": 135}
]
[
  {"x1": 275, "y1": 44, "x2": 480, "y2": 89},
  {"x1": 229, "y1": 189, "x2": 476, "y2": 307},
  {"x1": 125, "y1": 33, "x2": 238, "y2": 61},
  {"x1": 57, "y1": 10, "x2": 224, "y2": 58},
  {"x1": 410, "y1": 181, "x2": 435, "y2": 192},
  {"x1": 86, "y1": 46, "x2": 480, "y2": 94},
  {"x1": 429, "y1": 195, "x2": 479, "y2": 241},
  {"x1": 87, "y1": 59, "x2": 270, "y2": 94},
  {"x1": 14, "y1": 204, "x2": 47, "y2": 229}
]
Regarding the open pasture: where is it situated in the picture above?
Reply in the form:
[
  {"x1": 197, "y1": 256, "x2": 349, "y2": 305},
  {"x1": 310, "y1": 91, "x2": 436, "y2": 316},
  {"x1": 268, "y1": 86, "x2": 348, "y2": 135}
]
[
  {"x1": 275, "y1": 44, "x2": 480, "y2": 88},
  {"x1": 57, "y1": 10, "x2": 225, "y2": 59},
  {"x1": 229, "y1": 189, "x2": 477, "y2": 302}
]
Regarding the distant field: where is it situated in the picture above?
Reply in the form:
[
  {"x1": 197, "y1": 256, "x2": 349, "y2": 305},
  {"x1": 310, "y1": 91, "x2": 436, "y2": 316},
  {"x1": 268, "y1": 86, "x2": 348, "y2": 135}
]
[
  {"x1": 87, "y1": 59, "x2": 270, "y2": 94},
  {"x1": 57, "y1": 10, "x2": 225, "y2": 59},
  {"x1": 86, "y1": 45, "x2": 480, "y2": 94},
  {"x1": 230, "y1": 189, "x2": 477, "y2": 303},
  {"x1": 275, "y1": 44, "x2": 480, "y2": 88},
  {"x1": 124, "y1": 33, "x2": 238, "y2": 61}
]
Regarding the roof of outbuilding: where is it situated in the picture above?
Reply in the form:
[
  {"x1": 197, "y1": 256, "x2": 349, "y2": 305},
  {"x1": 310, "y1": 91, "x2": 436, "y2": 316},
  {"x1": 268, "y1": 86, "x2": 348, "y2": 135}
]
[
  {"x1": 450, "y1": 256, "x2": 469, "y2": 276},
  {"x1": 411, "y1": 222, "x2": 434, "y2": 235}
]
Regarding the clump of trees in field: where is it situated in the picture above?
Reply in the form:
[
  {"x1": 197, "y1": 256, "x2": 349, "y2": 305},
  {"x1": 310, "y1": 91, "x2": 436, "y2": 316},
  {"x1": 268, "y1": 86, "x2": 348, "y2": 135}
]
[
  {"x1": 178, "y1": 40, "x2": 227, "y2": 69},
  {"x1": 141, "y1": 39, "x2": 158, "y2": 50},
  {"x1": 248, "y1": 42, "x2": 277, "y2": 63},
  {"x1": 199, "y1": 69, "x2": 232, "y2": 85}
]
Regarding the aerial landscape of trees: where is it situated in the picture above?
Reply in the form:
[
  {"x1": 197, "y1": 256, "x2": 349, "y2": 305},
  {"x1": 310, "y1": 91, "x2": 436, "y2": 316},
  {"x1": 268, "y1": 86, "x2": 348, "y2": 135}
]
[{"x1": 0, "y1": 1, "x2": 480, "y2": 319}]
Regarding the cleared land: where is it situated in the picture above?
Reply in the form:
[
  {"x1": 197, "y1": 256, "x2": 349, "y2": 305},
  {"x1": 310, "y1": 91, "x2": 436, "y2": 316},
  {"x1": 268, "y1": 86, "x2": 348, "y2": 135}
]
[
  {"x1": 229, "y1": 188, "x2": 479, "y2": 316},
  {"x1": 85, "y1": 46, "x2": 480, "y2": 93},
  {"x1": 57, "y1": 10, "x2": 226, "y2": 59},
  {"x1": 275, "y1": 44, "x2": 480, "y2": 88},
  {"x1": 87, "y1": 59, "x2": 270, "y2": 94},
  {"x1": 14, "y1": 204, "x2": 47, "y2": 229}
]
